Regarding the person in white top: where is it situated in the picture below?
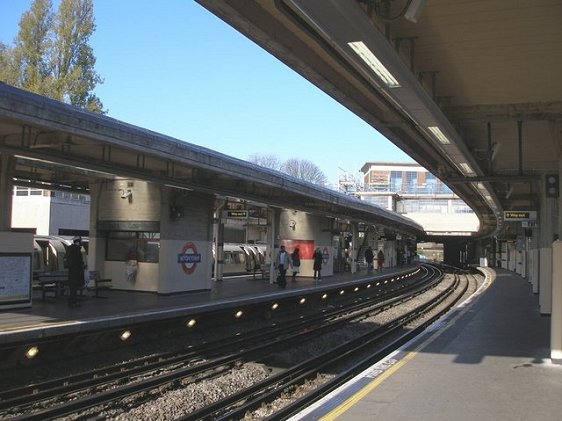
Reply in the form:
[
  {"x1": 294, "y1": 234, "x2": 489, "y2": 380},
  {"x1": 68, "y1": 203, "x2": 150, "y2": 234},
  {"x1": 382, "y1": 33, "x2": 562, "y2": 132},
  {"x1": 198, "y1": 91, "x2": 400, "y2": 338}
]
[{"x1": 276, "y1": 245, "x2": 290, "y2": 288}]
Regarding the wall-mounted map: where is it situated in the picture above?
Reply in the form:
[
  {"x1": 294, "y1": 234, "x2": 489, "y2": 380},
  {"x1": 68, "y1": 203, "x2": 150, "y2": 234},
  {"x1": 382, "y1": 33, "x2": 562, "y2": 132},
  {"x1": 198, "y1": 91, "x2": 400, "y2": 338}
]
[{"x1": 0, "y1": 253, "x2": 32, "y2": 308}]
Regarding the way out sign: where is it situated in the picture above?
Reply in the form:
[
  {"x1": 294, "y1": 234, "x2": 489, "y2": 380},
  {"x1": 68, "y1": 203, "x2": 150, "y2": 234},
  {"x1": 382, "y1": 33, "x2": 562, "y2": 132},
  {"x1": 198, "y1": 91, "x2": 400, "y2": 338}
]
[
  {"x1": 503, "y1": 211, "x2": 536, "y2": 221},
  {"x1": 178, "y1": 242, "x2": 201, "y2": 274}
]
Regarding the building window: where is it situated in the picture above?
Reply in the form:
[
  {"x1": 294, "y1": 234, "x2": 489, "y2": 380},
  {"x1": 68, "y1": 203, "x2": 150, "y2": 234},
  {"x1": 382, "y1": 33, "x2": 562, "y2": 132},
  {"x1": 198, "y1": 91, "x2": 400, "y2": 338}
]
[
  {"x1": 453, "y1": 203, "x2": 474, "y2": 214},
  {"x1": 51, "y1": 191, "x2": 91, "y2": 203},
  {"x1": 106, "y1": 231, "x2": 160, "y2": 263}
]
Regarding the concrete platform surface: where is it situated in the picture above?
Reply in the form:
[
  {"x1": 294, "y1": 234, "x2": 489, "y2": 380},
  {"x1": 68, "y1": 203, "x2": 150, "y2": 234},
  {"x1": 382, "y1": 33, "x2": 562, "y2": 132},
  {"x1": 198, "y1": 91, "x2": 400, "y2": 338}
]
[
  {"x1": 0, "y1": 266, "x2": 410, "y2": 345},
  {"x1": 293, "y1": 268, "x2": 562, "y2": 421}
]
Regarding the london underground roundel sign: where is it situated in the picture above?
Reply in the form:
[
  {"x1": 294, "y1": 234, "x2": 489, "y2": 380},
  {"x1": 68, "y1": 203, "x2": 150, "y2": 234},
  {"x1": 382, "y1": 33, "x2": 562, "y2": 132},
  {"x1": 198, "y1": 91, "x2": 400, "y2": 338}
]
[
  {"x1": 322, "y1": 247, "x2": 330, "y2": 264},
  {"x1": 178, "y1": 242, "x2": 201, "y2": 275}
]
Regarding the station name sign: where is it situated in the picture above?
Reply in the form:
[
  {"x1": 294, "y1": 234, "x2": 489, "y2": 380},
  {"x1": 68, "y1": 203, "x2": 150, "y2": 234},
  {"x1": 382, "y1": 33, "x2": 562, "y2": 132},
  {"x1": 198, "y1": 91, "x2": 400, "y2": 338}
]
[
  {"x1": 503, "y1": 211, "x2": 536, "y2": 221},
  {"x1": 222, "y1": 210, "x2": 248, "y2": 218},
  {"x1": 177, "y1": 253, "x2": 201, "y2": 264}
]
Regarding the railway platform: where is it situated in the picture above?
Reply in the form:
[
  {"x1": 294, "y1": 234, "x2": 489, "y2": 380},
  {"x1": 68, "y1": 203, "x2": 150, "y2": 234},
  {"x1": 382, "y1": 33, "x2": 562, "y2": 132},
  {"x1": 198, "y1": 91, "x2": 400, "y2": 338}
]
[
  {"x1": 293, "y1": 268, "x2": 562, "y2": 421},
  {"x1": 0, "y1": 266, "x2": 411, "y2": 347}
]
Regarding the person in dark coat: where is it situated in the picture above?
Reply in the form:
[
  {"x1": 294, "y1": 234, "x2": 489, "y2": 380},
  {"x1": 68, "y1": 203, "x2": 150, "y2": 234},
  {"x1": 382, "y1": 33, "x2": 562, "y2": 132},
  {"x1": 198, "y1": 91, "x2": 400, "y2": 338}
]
[
  {"x1": 67, "y1": 236, "x2": 85, "y2": 308},
  {"x1": 365, "y1": 246, "x2": 374, "y2": 272},
  {"x1": 290, "y1": 247, "x2": 301, "y2": 282},
  {"x1": 313, "y1": 247, "x2": 323, "y2": 281}
]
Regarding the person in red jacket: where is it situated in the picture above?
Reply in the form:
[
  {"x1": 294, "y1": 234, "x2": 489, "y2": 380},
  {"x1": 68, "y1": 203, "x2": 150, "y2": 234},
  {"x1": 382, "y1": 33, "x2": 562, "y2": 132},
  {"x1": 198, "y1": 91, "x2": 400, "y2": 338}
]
[{"x1": 377, "y1": 249, "x2": 385, "y2": 272}]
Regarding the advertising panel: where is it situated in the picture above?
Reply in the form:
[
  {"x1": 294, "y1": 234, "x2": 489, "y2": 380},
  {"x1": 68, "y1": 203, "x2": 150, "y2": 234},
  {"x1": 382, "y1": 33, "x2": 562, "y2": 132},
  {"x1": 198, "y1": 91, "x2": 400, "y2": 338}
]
[{"x1": 280, "y1": 239, "x2": 315, "y2": 259}]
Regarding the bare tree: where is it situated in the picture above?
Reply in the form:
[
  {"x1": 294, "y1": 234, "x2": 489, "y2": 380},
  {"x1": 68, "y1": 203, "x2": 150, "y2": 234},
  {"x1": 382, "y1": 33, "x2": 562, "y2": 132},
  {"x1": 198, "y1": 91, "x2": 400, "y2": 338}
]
[
  {"x1": 248, "y1": 154, "x2": 328, "y2": 186},
  {"x1": 248, "y1": 153, "x2": 283, "y2": 171},
  {"x1": 282, "y1": 158, "x2": 328, "y2": 186}
]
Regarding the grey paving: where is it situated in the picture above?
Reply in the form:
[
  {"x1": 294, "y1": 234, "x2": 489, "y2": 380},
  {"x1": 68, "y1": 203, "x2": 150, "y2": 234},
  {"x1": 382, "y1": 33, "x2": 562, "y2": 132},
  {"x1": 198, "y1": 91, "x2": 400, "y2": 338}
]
[{"x1": 302, "y1": 269, "x2": 562, "y2": 421}]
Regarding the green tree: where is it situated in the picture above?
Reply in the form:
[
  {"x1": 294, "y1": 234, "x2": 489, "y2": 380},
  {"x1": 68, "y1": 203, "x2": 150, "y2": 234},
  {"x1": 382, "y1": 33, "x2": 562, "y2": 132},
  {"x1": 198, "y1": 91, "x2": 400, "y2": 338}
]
[
  {"x1": 0, "y1": 0, "x2": 104, "y2": 113},
  {"x1": 0, "y1": 42, "x2": 18, "y2": 86},
  {"x1": 51, "y1": 0, "x2": 103, "y2": 112},
  {"x1": 13, "y1": 0, "x2": 53, "y2": 95}
]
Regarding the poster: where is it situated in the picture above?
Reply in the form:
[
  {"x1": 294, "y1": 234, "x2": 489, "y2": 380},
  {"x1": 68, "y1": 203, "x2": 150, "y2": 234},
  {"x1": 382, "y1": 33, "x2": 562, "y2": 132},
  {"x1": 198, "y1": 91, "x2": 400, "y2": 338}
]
[{"x1": 280, "y1": 240, "x2": 315, "y2": 259}]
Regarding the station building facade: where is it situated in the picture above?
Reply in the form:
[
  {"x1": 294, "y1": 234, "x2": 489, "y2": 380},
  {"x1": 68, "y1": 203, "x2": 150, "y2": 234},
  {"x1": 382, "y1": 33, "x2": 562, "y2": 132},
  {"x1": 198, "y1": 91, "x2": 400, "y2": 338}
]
[
  {"x1": 357, "y1": 162, "x2": 479, "y2": 235},
  {"x1": 10, "y1": 180, "x2": 340, "y2": 294},
  {"x1": 11, "y1": 186, "x2": 89, "y2": 235}
]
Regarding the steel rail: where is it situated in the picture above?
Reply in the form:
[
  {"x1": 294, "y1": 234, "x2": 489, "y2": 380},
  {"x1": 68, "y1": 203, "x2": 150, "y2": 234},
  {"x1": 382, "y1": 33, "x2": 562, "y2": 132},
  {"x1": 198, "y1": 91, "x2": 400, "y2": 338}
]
[
  {"x1": 177, "y1": 267, "x2": 451, "y2": 420},
  {"x1": 1, "y1": 267, "x2": 430, "y2": 410},
  {"x1": 5, "y1": 266, "x2": 442, "y2": 420},
  {"x1": 265, "y1": 273, "x2": 469, "y2": 421}
]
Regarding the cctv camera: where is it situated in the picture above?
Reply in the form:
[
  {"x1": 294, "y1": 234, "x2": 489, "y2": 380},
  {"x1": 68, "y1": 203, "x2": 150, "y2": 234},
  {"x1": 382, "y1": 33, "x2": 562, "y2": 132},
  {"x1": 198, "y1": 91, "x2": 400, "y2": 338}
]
[{"x1": 120, "y1": 189, "x2": 132, "y2": 199}]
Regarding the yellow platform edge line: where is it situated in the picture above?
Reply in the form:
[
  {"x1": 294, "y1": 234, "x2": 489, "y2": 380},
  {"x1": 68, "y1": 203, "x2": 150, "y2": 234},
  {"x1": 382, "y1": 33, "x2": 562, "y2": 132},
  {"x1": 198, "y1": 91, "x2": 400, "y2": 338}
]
[
  {"x1": 320, "y1": 269, "x2": 494, "y2": 421},
  {"x1": 319, "y1": 350, "x2": 418, "y2": 420}
]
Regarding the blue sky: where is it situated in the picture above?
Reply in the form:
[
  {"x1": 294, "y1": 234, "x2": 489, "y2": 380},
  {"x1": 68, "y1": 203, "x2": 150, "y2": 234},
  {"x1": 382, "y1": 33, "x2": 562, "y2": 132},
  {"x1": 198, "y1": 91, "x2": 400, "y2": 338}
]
[{"x1": 0, "y1": 1, "x2": 413, "y2": 186}]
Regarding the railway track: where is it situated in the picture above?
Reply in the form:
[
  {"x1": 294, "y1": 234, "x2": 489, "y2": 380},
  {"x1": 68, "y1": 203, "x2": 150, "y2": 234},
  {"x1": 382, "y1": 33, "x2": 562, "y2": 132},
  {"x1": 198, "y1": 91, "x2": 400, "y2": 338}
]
[
  {"x1": 1, "y1": 265, "x2": 480, "y2": 420},
  {"x1": 185, "y1": 270, "x2": 465, "y2": 420}
]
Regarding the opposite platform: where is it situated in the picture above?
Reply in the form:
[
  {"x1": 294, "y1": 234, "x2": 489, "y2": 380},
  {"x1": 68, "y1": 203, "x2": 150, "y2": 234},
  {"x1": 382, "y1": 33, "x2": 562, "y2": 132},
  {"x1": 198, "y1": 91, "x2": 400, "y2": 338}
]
[
  {"x1": 294, "y1": 268, "x2": 562, "y2": 421},
  {"x1": 0, "y1": 266, "x2": 410, "y2": 346}
]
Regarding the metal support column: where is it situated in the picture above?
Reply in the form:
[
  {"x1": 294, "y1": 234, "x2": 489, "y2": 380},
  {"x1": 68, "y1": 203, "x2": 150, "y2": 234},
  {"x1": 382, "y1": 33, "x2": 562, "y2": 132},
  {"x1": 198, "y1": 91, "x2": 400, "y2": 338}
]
[
  {"x1": 551, "y1": 240, "x2": 562, "y2": 363},
  {"x1": 213, "y1": 201, "x2": 225, "y2": 282},
  {"x1": 267, "y1": 208, "x2": 278, "y2": 284},
  {"x1": 0, "y1": 154, "x2": 15, "y2": 231}
]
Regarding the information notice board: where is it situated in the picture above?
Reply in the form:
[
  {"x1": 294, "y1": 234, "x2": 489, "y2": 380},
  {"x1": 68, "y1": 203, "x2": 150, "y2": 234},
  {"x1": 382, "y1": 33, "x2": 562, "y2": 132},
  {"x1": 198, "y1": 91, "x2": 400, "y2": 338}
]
[{"x1": 0, "y1": 253, "x2": 32, "y2": 309}]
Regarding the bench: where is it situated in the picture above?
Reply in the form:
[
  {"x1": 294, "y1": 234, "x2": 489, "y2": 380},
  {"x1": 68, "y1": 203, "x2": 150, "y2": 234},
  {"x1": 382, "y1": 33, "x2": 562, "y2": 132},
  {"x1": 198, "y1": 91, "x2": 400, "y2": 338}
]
[
  {"x1": 87, "y1": 271, "x2": 112, "y2": 298},
  {"x1": 37, "y1": 271, "x2": 70, "y2": 301},
  {"x1": 253, "y1": 263, "x2": 270, "y2": 280}
]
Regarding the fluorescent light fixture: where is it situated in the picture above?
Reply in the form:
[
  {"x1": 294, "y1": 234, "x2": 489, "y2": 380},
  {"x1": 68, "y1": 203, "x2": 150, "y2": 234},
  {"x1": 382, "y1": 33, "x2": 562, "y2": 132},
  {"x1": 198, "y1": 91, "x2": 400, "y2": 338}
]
[
  {"x1": 348, "y1": 41, "x2": 400, "y2": 87},
  {"x1": 459, "y1": 162, "x2": 474, "y2": 175},
  {"x1": 404, "y1": 0, "x2": 427, "y2": 23},
  {"x1": 425, "y1": 231, "x2": 472, "y2": 236},
  {"x1": 483, "y1": 195, "x2": 496, "y2": 206},
  {"x1": 491, "y1": 142, "x2": 501, "y2": 161},
  {"x1": 427, "y1": 126, "x2": 451, "y2": 144},
  {"x1": 164, "y1": 184, "x2": 193, "y2": 191}
]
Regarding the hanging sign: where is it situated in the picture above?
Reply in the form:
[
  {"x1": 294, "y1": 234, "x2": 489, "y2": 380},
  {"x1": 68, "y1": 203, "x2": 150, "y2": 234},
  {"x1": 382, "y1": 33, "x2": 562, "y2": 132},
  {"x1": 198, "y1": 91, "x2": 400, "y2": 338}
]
[
  {"x1": 222, "y1": 210, "x2": 248, "y2": 218},
  {"x1": 503, "y1": 211, "x2": 536, "y2": 221}
]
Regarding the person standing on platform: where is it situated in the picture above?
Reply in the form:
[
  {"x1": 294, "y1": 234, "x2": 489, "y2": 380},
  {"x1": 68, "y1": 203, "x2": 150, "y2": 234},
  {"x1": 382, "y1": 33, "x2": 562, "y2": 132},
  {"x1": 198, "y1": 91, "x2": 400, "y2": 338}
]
[
  {"x1": 377, "y1": 249, "x2": 385, "y2": 272},
  {"x1": 276, "y1": 245, "x2": 290, "y2": 288},
  {"x1": 365, "y1": 246, "x2": 374, "y2": 273},
  {"x1": 313, "y1": 247, "x2": 323, "y2": 281},
  {"x1": 67, "y1": 236, "x2": 85, "y2": 308},
  {"x1": 290, "y1": 247, "x2": 301, "y2": 282}
]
